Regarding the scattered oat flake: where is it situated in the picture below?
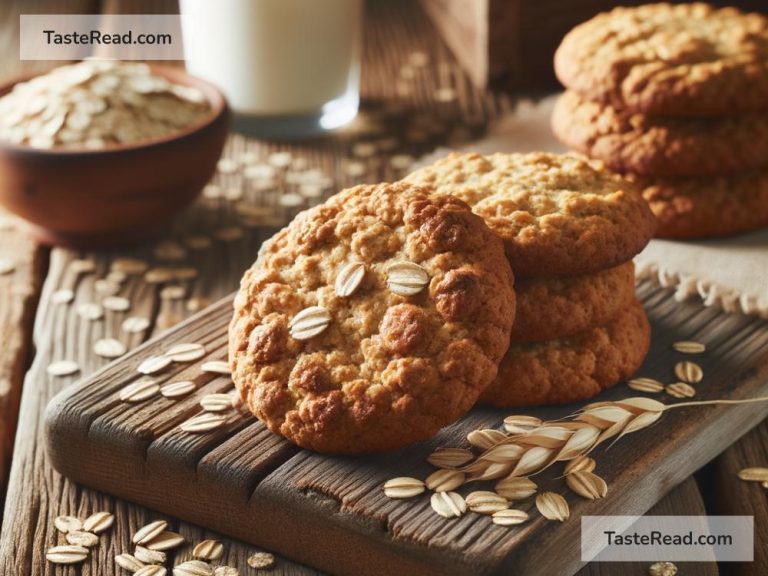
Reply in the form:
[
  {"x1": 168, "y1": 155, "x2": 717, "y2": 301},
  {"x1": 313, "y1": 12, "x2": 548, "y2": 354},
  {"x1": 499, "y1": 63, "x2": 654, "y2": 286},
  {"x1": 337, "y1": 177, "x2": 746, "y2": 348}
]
[
  {"x1": 425, "y1": 469, "x2": 465, "y2": 492},
  {"x1": 386, "y1": 261, "x2": 429, "y2": 296},
  {"x1": 119, "y1": 379, "x2": 159, "y2": 403},
  {"x1": 193, "y1": 539, "x2": 224, "y2": 561},
  {"x1": 82, "y1": 511, "x2": 114, "y2": 533},
  {"x1": 627, "y1": 377, "x2": 665, "y2": 393},
  {"x1": 383, "y1": 477, "x2": 425, "y2": 499},
  {"x1": 65, "y1": 530, "x2": 99, "y2": 547},
  {"x1": 201, "y1": 360, "x2": 230, "y2": 375},
  {"x1": 165, "y1": 342, "x2": 206, "y2": 362},
  {"x1": 290, "y1": 306, "x2": 331, "y2": 340},
  {"x1": 134, "y1": 545, "x2": 166, "y2": 565},
  {"x1": 52, "y1": 288, "x2": 75, "y2": 304},
  {"x1": 145, "y1": 530, "x2": 185, "y2": 551},
  {"x1": 335, "y1": 262, "x2": 366, "y2": 298},
  {"x1": 494, "y1": 476, "x2": 538, "y2": 501},
  {"x1": 430, "y1": 491, "x2": 466, "y2": 518},
  {"x1": 47, "y1": 360, "x2": 80, "y2": 377},
  {"x1": 115, "y1": 553, "x2": 145, "y2": 572},
  {"x1": 103, "y1": 295, "x2": 131, "y2": 312},
  {"x1": 566, "y1": 471, "x2": 608, "y2": 500},
  {"x1": 674, "y1": 361, "x2": 703, "y2": 384},
  {"x1": 123, "y1": 316, "x2": 151, "y2": 333},
  {"x1": 181, "y1": 412, "x2": 228, "y2": 433},
  {"x1": 247, "y1": 552, "x2": 276, "y2": 570},
  {"x1": 465, "y1": 491, "x2": 509, "y2": 514},
  {"x1": 200, "y1": 393, "x2": 234, "y2": 413},
  {"x1": 173, "y1": 559, "x2": 214, "y2": 576},
  {"x1": 564, "y1": 456, "x2": 596, "y2": 475},
  {"x1": 213, "y1": 567, "x2": 239, "y2": 576},
  {"x1": 54, "y1": 515, "x2": 82, "y2": 534},
  {"x1": 536, "y1": 492, "x2": 569, "y2": 522},
  {"x1": 738, "y1": 467, "x2": 768, "y2": 482},
  {"x1": 672, "y1": 341, "x2": 705, "y2": 354},
  {"x1": 94, "y1": 338, "x2": 127, "y2": 359},
  {"x1": 138, "y1": 355, "x2": 173, "y2": 375},
  {"x1": 160, "y1": 380, "x2": 196, "y2": 399},
  {"x1": 665, "y1": 382, "x2": 696, "y2": 399},
  {"x1": 77, "y1": 302, "x2": 104, "y2": 320},
  {"x1": 133, "y1": 520, "x2": 168, "y2": 544},
  {"x1": 136, "y1": 565, "x2": 167, "y2": 576},
  {"x1": 46, "y1": 545, "x2": 89, "y2": 564},
  {"x1": 492, "y1": 508, "x2": 529, "y2": 526},
  {"x1": 503, "y1": 414, "x2": 543, "y2": 434},
  {"x1": 649, "y1": 561, "x2": 678, "y2": 576}
]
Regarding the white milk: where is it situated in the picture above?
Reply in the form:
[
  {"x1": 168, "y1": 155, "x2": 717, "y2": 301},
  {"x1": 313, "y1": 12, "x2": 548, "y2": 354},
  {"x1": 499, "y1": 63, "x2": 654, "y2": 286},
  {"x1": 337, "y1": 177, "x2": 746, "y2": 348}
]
[{"x1": 180, "y1": 0, "x2": 362, "y2": 121}]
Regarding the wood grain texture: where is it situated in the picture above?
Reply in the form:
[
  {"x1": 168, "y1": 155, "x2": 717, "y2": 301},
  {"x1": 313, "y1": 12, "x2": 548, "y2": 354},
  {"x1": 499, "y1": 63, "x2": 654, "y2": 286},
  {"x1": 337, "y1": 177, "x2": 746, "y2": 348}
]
[
  {"x1": 715, "y1": 420, "x2": 768, "y2": 576},
  {"x1": 45, "y1": 281, "x2": 766, "y2": 575}
]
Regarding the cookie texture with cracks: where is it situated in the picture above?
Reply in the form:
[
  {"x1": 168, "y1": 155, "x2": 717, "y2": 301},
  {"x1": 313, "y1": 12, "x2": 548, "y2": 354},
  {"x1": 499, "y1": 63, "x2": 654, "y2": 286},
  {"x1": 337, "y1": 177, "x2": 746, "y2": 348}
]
[
  {"x1": 512, "y1": 262, "x2": 636, "y2": 343},
  {"x1": 552, "y1": 90, "x2": 768, "y2": 177},
  {"x1": 634, "y1": 170, "x2": 768, "y2": 239},
  {"x1": 554, "y1": 3, "x2": 768, "y2": 116},
  {"x1": 405, "y1": 152, "x2": 655, "y2": 277},
  {"x1": 482, "y1": 298, "x2": 650, "y2": 408},
  {"x1": 229, "y1": 182, "x2": 516, "y2": 454}
]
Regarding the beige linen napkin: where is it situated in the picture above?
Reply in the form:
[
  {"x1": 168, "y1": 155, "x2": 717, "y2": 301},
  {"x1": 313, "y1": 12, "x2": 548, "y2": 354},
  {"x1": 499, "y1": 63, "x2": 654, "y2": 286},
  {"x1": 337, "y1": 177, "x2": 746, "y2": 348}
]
[{"x1": 418, "y1": 95, "x2": 768, "y2": 317}]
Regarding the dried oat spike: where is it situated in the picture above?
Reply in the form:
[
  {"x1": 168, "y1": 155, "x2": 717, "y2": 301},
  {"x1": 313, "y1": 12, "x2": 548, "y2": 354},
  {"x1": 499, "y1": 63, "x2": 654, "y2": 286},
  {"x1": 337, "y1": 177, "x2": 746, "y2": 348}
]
[
  {"x1": 492, "y1": 508, "x2": 529, "y2": 526},
  {"x1": 737, "y1": 467, "x2": 768, "y2": 482},
  {"x1": 627, "y1": 377, "x2": 664, "y2": 393},
  {"x1": 54, "y1": 515, "x2": 82, "y2": 534},
  {"x1": 503, "y1": 415, "x2": 543, "y2": 434},
  {"x1": 193, "y1": 539, "x2": 224, "y2": 561},
  {"x1": 536, "y1": 492, "x2": 570, "y2": 522},
  {"x1": 426, "y1": 447, "x2": 473, "y2": 469},
  {"x1": 425, "y1": 469, "x2": 466, "y2": 492},
  {"x1": 511, "y1": 446, "x2": 556, "y2": 477},
  {"x1": 672, "y1": 341, "x2": 706, "y2": 354},
  {"x1": 494, "y1": 476, "x2": 537, "y2": 500},
  {"x1": 430, "y1": 491, "x2": 467, "y2": 518},
  {"x1": 564, "y1": 456, "x2": 596, "y2": 475},
  {"x1": 468, "y1": 461, "x2": 515, "y2": 482},
  {"x1": 334, "y1": 262, "x2": 366, "y2": 297},
  {"x1": 115, "y1": 553, "x2": 145, "y2": 572},
  {"x1": 289, "y1": 306, "x2": 331, "y2": 340},
  {"x1": 46, "y1": 545, "x2": 89, "y2": 564},
  {"x1": 65, "y1": 531, "x2": 99, "y2": 547},
  {"x1": 386, "y1": 261, "x2": 430, "y2": 296},
  {"x1": 173, "y1": 560, "x2": 213, "y2": 576},
  {"x1": 467, "y1": 428, "x2": 506, "y2": 450},
  {"x1": 666, "y1": 382, "x2": 696, "y2": 399},
  {"x1": 566, "y1": 471, "x2": 608, "y2": 500},
  {"x1": 82, "y1": 511, "x2": 114, "y2": 534},
  {"x1": 478, "y1": 443, "x2": 524, "y2": 464},
  {"x1": 674, "y1": 361, "x2": 703, "y2": 384},
  {"x1": 556, "y1": 426, "x2": 600, "y2": 461},
  {"x1": 465, "y1": 491, "x2": 509, "y2": 514},
  {"x1": 133, "y1": 520, "x2": 168, "y2": 545},
  {"x1": 383, "y1": 477, "x2": 426, "y2": 499}
]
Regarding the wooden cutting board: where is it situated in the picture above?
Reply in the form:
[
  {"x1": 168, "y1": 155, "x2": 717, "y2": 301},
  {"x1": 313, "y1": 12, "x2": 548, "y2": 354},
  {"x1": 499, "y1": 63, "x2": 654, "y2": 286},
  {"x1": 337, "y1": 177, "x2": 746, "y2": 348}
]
[{"x1": 44, "y1": 280, "x2": 768, "y2": 576}]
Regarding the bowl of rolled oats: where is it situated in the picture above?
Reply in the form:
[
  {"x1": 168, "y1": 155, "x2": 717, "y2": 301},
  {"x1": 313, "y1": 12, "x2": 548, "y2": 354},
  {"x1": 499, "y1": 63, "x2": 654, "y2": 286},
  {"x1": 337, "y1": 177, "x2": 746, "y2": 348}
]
[{"x1": 0, "y1": 59, "x2": 229, "y2": 247}]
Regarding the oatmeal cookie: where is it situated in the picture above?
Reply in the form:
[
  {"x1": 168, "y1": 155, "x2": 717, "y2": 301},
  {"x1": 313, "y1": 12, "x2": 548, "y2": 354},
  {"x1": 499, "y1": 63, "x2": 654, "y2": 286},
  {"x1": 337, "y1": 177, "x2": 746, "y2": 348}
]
[
  {"x1": 481, "y1": 298, "x2": 650, "y2": 408},
  {"x1": 552, "y1": 91, "x2": 768, "y2": 177},
  {"x1": 554, "y1": 3, "x2": 768, "y2": 116},
  {"x1": 635, "y1": 170, "x2": 768, "y2": 239},
  {"x1": 512, "y1": 262, "x2": 635, "y2": 343},
  {"x1": 229, "y1": 182, "x2": 516, "y2": 454},
  {"x1": 404, "y1": 152, "x2": 656, "y2": 277}
]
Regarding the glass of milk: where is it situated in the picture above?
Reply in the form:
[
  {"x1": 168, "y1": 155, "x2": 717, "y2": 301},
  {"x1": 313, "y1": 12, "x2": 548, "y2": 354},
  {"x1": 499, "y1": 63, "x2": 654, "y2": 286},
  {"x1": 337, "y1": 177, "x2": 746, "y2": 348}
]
[{"x1": 180, "y1": 0, "x2": 362, "y2": 139}]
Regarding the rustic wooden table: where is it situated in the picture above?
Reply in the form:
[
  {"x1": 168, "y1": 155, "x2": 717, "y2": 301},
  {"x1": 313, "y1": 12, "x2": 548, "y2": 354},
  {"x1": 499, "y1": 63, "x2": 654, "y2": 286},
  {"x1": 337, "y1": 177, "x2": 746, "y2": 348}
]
[{"x1": 0, "y1": 1, "x2": 761, "y2": 575}]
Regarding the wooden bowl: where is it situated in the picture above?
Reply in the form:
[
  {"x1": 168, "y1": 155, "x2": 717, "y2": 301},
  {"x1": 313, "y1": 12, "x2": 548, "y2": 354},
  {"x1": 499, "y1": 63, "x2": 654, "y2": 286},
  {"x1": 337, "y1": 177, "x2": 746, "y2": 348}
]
[{"x1": 0, "y1": 65, "x2": 230, "y2": 247}]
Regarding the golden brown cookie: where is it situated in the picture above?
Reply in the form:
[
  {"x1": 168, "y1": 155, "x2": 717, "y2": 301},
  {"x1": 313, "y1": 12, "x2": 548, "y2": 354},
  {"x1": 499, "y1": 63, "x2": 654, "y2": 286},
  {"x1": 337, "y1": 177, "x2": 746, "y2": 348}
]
[
  {"x1": 229, "y1": 182, "x2": 516, "y2": 454},
  {"x1": 634, "y1": 171, "x2": 768, "y2": 239},
  {"x1": 481, "y1": 298, "x2": 650, "y2": 408},
  {"x1": 552, "y1": 91, "x2": 768, "y2": 177},
  {"x1": 555, "y1": 3, "x2": 768, "y2": 116},
  {"x1": 404, "y1": 152, "x2": 656, "y2": 277},
  {"x1": 512, "y1": 262, "x2": 635, "y2": 343}
]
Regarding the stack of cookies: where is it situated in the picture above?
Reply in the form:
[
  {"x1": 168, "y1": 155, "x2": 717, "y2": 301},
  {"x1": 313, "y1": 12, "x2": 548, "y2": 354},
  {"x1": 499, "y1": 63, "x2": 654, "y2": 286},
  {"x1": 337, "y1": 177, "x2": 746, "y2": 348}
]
[
  {"x1": 552, "y1": 3, "x2": 768, "y2": 239},
  {"x1": 405, "y1": 152, "x2": 657, "y2": 408}
]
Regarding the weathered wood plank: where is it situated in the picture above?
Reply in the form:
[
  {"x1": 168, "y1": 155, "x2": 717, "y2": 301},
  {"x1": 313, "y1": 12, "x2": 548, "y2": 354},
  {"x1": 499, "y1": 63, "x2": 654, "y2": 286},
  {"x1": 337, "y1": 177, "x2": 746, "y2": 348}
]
[
  {"x1": 42, "y1": 281, "x2": 768, "y2": 575},
  {"x1": 714, "y1": 420, "x2": 768, "y2": 575}
]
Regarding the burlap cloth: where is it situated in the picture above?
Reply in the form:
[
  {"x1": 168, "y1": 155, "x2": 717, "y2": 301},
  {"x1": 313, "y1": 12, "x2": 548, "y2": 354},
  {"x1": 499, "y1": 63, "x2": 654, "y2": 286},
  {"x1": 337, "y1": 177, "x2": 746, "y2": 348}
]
[{"x1": 419, "y1": 95, "x2": 768, "y2": 317}]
